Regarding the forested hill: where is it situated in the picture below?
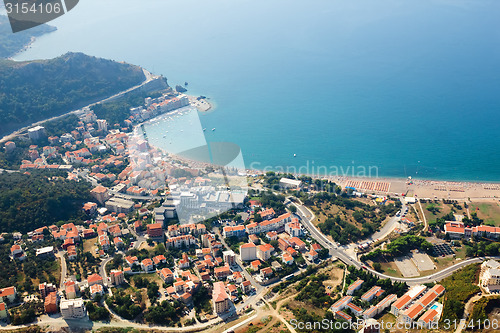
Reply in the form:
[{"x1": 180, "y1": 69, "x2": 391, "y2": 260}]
[
  {"x1": 0, "y1": 15, "x2": 56, "y2": 58},
  {"x1": 0, "y1": 170, "x2": 92, "y2": 233},
  {"x1": 0, "y1": 52, "x2": 146, "y2": 136}
]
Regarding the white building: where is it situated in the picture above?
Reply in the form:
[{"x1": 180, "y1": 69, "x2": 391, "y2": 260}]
[
  {"x1": 60, "y1": 298, "x2": 86, "y2": 318},
  {"x1": 240, "y1": 243, "x2": 257, "y2": 261},
  {"x1": 28, "y1": 126, "x2": 46, "y2": 141},
  {"x1": 223, "y1": 250, "x2": 236, "y2": 266},
  {"x1": 480, "y1": 260, "x2": 500, "y2": 292},
  {"x1": 279, "y1": 178, "x2": 302, "y2": 189},
  {"x1": 97, "y1": 119, "x2": 108, "y2": 132}
]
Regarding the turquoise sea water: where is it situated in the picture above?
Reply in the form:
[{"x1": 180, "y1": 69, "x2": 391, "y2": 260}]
[{"x1": 11, "y1": 0, "x2": 500, "y2": 181}]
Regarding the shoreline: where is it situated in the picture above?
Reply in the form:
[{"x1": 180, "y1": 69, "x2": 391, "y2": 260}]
[
  {"x1": 187, "y1": 95, "x2": 213, "y2": 112},
  {"x1": 245, "y1": 169, "x2": 500, "y2": 200}
]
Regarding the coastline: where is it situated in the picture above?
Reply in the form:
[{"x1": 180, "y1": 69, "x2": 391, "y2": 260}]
[
  {"x1": 7, "y1": 36, "x2": 36, "y2": 60},
  {"x1": 245, "y1": 168, "x2": 500, "y2": 201},
  {"x1": 188, "y1": 95, "x2": 213, "y2": 112}
]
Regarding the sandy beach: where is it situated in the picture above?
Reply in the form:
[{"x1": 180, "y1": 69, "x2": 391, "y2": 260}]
[{"x1": 245, "y1": 169, "x2": 500, "y2": 201}]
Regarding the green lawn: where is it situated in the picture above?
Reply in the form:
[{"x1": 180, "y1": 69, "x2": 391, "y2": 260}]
[{"x1": 471, "y1": 202, "x2": 500, "y2": 226}]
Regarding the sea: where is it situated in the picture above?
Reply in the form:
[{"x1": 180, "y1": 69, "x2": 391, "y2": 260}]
[{"x1": 8, "y1": 0, "x2": 500, "y2": 182}]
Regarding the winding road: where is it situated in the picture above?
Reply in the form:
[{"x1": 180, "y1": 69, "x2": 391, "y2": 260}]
[{"x1": 290, "y1": 196, "x2": 495, "y2": 285}]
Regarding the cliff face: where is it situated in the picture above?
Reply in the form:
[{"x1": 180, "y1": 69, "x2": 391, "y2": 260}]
[{"x1": 0, "y1": 52, "x2": 146, "y2": 135}]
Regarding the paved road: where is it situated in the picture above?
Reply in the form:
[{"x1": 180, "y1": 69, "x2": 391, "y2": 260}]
[
  {"x1": 56, "y1": 250, "x2": 68, "y2": 289},
  {"x1": 367, "y1": 201, "x2": 406, "y2": 243},
  {"x1": 291, "y1": 196, "x2": 498, "y2": 285},
  {"x1": 214, "y1": 227, "x2": 264, "y2": 310},
  {"x1": 0, "y1": 69, "x2": 160, "y2": 144}
]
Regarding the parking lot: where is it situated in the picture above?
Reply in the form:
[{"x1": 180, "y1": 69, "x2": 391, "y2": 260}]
[{"x1": 432, "y1": 243, "x2": 454, "y2": 257}]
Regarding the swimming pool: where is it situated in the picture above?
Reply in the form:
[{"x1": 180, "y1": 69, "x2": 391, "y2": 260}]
[{"x1": 430, "y1": 305, "x2": 438, "y2": 310}]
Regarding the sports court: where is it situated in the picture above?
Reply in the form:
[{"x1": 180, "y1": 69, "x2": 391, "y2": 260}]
[{"x1": 394, "y1": 256, "x2": 419, "y2": 277}]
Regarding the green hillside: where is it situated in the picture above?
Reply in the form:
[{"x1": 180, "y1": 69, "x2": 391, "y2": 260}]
[
  {"x1": 0, "y1": 52, "x2": 146, "y2": 135},
  {"x1": 0, "y1": 14, "x2": 56, "y2": 58},
  {"x1": 0, "y1": 170, "x2": 92, "y2": 233}
]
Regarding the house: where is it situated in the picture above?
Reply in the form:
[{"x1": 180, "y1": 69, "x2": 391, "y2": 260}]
[
  {"x1": 159, "y1": 268, "x2": 174, "y2": 283},
  {"x1": 289, "y1": 237, "x2": 306, "y2": 251},
  {"x1": 141, "y1": 258, "x2": 154, "y2": 271},
  {"x1": 180, "y1": 292, "x2": 192, "y2": 305},
  {"x1": 153, "y1": 255, "x2": 167, "y2": 266},
  {"x1": 248, "y1": 234, "x2": 260, "y2": 244},
  {"x1": 87, "y1": 274, "x2": 103, "y2": 287},
  {"x1": 306, "y1": 249, "x2": 318, "y2": 261},
  {"x1": 90, "y1": 284, "x2": 104, "y2": 298},
  {"x1": 232, "y1": 271, "x2": 243, "y2": 284},
  {"x1": 260, "y1": 267, "x2": 273, "y2": 279},
  {"x1": 266, "y1": 231, "x2": 278, "y2": 241},
  {"x1": 241, "y1": 280, "x2": 252, "y2": 294},
  {"x1": 251, "y1": 260, "x2": 262, "y2": 271},
  {"x1": 108, "y1": 225, "x2": 121, "y2": 237},
  {"x1": 285, "y1": 220, "x2": 304, "y2": 237},
  {"x1": 0, "y1": 286, "x2": 17, "y2": 303},
  {"x1": 65, "y1": 283, "x2": 77, "y2": 300},
  {"x1": 286, "y1": 247, "x2": 298, "y2": 257},
  {"x1": 214, "y1": 265, "x2": 232, "y2": 279},
  {"x1": 125, "y1": 255, "x2": 138, "y2": 267},
  {"x1": 113, "y1": 237, "x2": 124, "y2": 249},
  {"x1": 212, "y1": 281, "x2": 232, "y2": 314},
  {"x1": 10, "y1": 245, "x2": 26, "y2": 261},
  {"x1": 226, "y1": 284, "x2": 238, "y2": 297},
  {"x1": 83, "y1": 202, "x2": 98, "y2": 215},
  {"x1": 282, "y1": 253, "x2": 294, "y2": 265},
  {"x1": 257, "y1": 243, "x2": 274, "y2": 261},
  {"x1": 278, "y1": 239, "x2": 290, "y2": 251},
  {"x1": 0, "y1": 302, "x2": 7, "y2": 319},
  {"x1": 240, "y1": 242, "x2": 257, "y2": 261},
  {"x1": 259, "y1": 208, "x2": 276, "y2": 220}
]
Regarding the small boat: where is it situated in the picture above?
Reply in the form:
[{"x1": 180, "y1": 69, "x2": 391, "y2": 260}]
[
  {"x1": 294, "y1": 154, "x2": 296, "y2": 157},
  {"x1": 203, "y1": 128, "x2": 206, "y2": 131},
  {"x1": 163, "y1": 135, "x2": 166, "y2": 138},
  {"x1": 212, "y1": 128, "x2": 216, "y2": 131}
]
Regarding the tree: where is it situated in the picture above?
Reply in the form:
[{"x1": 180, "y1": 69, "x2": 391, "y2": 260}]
[
  {"x1": 147, "y1": 282, "x2": 159, "y2": 304},
  {"x1": 373, "y1": 262, "x2": 382, "y2": 272}
]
